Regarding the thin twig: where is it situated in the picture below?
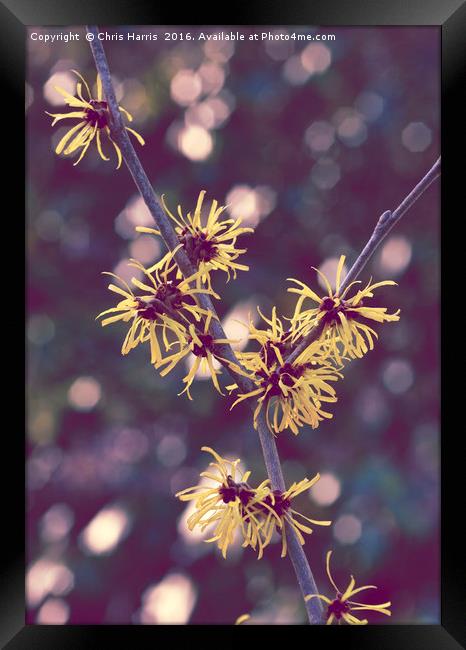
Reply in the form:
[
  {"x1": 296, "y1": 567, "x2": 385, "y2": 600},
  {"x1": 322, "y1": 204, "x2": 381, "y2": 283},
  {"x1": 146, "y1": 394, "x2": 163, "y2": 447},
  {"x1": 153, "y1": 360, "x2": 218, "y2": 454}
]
[
  {"x1": 87, "y1": 25, "x2": 324, "y2": 624},
  {"x1": 286, "y1": 157, "x2": 441, "y2": 365}
]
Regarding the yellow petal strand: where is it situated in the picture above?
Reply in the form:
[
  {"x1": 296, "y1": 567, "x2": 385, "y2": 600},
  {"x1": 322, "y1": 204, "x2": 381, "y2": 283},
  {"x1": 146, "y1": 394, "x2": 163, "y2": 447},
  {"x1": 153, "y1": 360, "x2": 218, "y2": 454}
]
[
  {"x1": 235, "y1": 614, "x2": 251, "y2": 625},
  {"x1": 96, "y1": 73, "x2": 103, "y2": 100},
  {"x1": 96, "y1": 129, "x2": 110, "y2": 161},
  {"x1": 55, "y1": 121, "x2": 86, "y2": 154},
  {"x1": 125, "y1": 127, "x2": 145, "y2": 145}
]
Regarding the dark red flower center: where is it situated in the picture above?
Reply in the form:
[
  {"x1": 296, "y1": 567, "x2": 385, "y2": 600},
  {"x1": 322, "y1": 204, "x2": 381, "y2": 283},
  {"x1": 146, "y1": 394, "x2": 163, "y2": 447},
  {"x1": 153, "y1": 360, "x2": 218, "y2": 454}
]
[
  {"x1": 260, "y1": 490, "x2": 291, "y2": 517},
  {"x1": 191, "y1": 333, "x2": 214, "y2": 357},
  {"x1": 319, "y1": 296, "x2": 364, "y2": 325},
  {"x1": 257, "y1": 362, "x2": 307, "y2": 398},
  {"x1": 85, "y1": 100, "x2": 109, "y2": 129},
  {"x1": 327, "y1": 596, "x2": 350, "y2": 620},
  {"x1": 179, "y1": 227, "x2": 218, "y2": 265},
  {"x1": 259, "y1": 336, "x2": 292, "y2": 366},
  {"x1": 219, "y1": 475, "x2": 255, "y2": 506},
  {"x1": 135, "y1": 282, "x2": 194, "y2": 321}
]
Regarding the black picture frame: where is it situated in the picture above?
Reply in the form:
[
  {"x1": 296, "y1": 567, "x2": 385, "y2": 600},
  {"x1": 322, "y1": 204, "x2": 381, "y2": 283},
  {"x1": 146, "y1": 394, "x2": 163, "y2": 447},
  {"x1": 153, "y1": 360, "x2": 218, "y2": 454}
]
[{"x1": 6, "y1": 0, "x2": 465, "y2": 646}]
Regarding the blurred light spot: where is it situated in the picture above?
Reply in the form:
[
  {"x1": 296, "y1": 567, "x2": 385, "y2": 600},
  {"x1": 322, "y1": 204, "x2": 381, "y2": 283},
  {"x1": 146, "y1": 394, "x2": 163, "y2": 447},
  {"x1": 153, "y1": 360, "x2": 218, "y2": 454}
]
[
  {"x1": 198, "y1": 61, "x2": 225, "y2": 95},
  {"x1": 222, "y1": 299, "x2": 260, "y2": 351},
  {"x1": 120, "y1": 78, "x2": 150, "y2": 121},
  {"x1": 401, "y1": 122, "x2": 432, "y2": 152},
  {"x1": 28, "y1": 315, "x2": 55, "y2": 345},
  {"x1": 28, "y1": 30, "x2": 52, "y2": 65},
  {"x1": 203, "y1": 40, "x2": 235, "y2": 63},
  {"x1": 282, "y1": 55, "x2": 309, "y2": 85},
  {"x1": 29, "y1": 408, "x2": 55, "y2": 445},
  {"x1": 300, "y1": 43, "x2": 332, "y2": 74},
  {"x1": 67, "y1": 377, "x2": 101, "y2": 411},
  {"x1": 80, "y1": 505, "x2": 132, "y2": 556},
  {"x1": 177, "y1": 125, "x2": 213, "y2": 161},
  {"x1": 304, "y1": 121, "x2": 335, "y2": 154},
  {"x1": 27, "y1": 558, "x2": 74, "y2": 607},
  {"x1": 311, "y1": 158, "x2": 340, "y2": 190},
  {"x1": 139, "y1": 573, "x2": 197, "y2": 624},
  {"x1": 378, "y1": 236, "x2": 412, "y2": 276},
  {"x1": 26, "y1": 82, "x2": 34, "y2": 111},
  {"x1": 60, "y1": 219, "x2": 89, "y2": 256},
  {"x1": 356, "y1": 387, "x2": 389, "y2": 426},
  {"x1": 310, "y1": 472, "x2": 341, "y2": 506},
  {"x1": 113, "y1": 258, "x2": 144, "y2": 285},
  {"x1": 156, "y1": 434, "x2": 187, "y2": 468},
  {"x1": 264, "y1": 32, "x2": 294, "y2": 61},
  {"x1": 383, "y1": 359, "x2": 414, "y2": 394},
  {"x1": 27, "y1": 446, "x2": 63, "y2": 491},
  {"x1": 317, "y1": 257, "x2": 348, "y2": 291},
  {"x1": 129, "y1": 235, "x2": 161, "y2": 265},
  {"x1": 170, "y1": 69, "x2": 203, "y2": 107},
  {"x1": 333, "y1": 514, "x2": 362, "y2": 544},
  {"x1": 44, "y1": 71, "x2": 75, "y2": 106},
  {"x1": 226, "y1": 185, "x2": 276, "y2": 227},
  {"x1": 186, "y1": 96, "x2": 232, "y2": 130},
  {"x1": 40, "y1": 504, "x2": 74, "y2": 544},
  {"x1": 337, "y1": 113, "x2": 367, "y2": 147},
  {"x1": 36, "y1": 598, "x2": 70, "y2": 624},
  {"x1": 116, "y1": 195, "x2": 154, "y2": 240},
  {"x1": 108, "y1": 428, "x2": 149, "y2": 464},
  {"x1": 170, "y1": 467, "x2": 200, "y2": 495},
  {"x1": 354, "y1": 91, "x2": 384, "y2": 122},
  {"x1": 34, "y1": 209, "x2": 63, "y2": 242}
]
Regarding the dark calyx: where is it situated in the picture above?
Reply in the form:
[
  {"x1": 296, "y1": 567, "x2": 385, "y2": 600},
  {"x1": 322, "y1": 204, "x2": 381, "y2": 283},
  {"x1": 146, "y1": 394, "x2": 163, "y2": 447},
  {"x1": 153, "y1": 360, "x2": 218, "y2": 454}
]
[
  {"x1": 257, "y1": 362, "x2": 307, "y2": 398},
  {"x1": 180, "y1": 227, "x2": 218, "y2": 265},
  {"x1": 261, "y1": 490, "x2": 291, "y2": 517},
  {"x1": 191, "y1": 333, "x2": 214, "y2": 358},
  {"x1": 320, "y1": 296, "x2": 364, "y2": 325},
  {"x1": 260, "y1": 336, "x2": 292, "y2": 366},
  {"x1": 327, "y1": 596, "x2": 350, "y2": 620},
  {"x1": 136, "y1": 282, "x2": 194, "y2": 321},
  {"x1": 219, "y1": 475, "x2": 255, "y2": 506},
  {"x1": 85, "y1": 99, "x2": 109, "y2": 129}
]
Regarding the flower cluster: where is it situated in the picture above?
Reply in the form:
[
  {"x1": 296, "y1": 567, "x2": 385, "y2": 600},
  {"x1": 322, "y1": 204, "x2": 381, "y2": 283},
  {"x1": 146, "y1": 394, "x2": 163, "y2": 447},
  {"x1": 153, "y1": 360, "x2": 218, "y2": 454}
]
[
  {"x1": 97, "y1": 257, "x2": 215, "y2": 365},
  {"x1": 47, "y1": 71, "x2": 144, "y2": 168},
  {"x1": 305, "y1": 551, "x2": 391, "y2": 625},
  {"x1": 97, "y1": 190, "x2": 254, "y2": 397},
  {"x1": 225, "y1": 256, "x2": 400, "y2": 435},
  {"x1": 176, "y1": 447, "x2": 330, "y2": 559},
  {"x1": 228, "y1": 308, "x2": 342, "y2": 434}
]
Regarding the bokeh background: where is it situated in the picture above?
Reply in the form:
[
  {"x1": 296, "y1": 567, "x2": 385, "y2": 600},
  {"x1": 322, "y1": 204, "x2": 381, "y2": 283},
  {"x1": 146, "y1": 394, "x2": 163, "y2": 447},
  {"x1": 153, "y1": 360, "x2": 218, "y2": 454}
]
[{"x1": 26, "y1": 26, "x2": 440, "y2": 624}]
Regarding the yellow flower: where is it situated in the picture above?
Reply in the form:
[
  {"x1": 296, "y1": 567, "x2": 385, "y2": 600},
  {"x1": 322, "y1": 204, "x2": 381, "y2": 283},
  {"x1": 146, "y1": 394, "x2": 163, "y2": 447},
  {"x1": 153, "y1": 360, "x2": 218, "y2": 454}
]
[
  {"x1": 229, "y1": 315, "x2": 342, "y2": 434},
  {"x1": 288, "y1": 255, "x2": 400, "y2": 363},
  {"x1": 96, "y1": 258, "x2": 215, "y2": 366},
  {"x1": 175, "y1": 447, "x2": 272, "y2": 559},
  {"x1": 136, "y1": 190, "x2": 253, "y2": 289},
  {"x1": 305, "y1": 550, "x2": 392, "y2": 625},
  {"x1": 257, "y1": 476, "x2": 331, "y2": 558},
  {"x1": 46, "y1": 70, "x2": 144, "y2": 168},
  {"x1": 157, "y1": 311, "x2": 239, "y2": 400}
]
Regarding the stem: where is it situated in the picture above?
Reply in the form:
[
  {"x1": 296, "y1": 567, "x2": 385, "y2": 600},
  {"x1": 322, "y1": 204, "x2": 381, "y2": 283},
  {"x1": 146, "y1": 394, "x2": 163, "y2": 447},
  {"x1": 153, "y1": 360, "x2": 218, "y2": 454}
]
[
  {"x1": 87, "y1": 25, "x2": 323, "y2": 624},
  {"x1": 286, "y1": 157, "x2": 441, "y2": 365}
]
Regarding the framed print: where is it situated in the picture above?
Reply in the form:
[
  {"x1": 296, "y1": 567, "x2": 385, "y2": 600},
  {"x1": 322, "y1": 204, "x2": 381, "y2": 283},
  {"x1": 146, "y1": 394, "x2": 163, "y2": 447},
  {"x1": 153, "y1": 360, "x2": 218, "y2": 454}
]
[{"x1": 4, "y1": 0, "x2": 465, "y2": 646}]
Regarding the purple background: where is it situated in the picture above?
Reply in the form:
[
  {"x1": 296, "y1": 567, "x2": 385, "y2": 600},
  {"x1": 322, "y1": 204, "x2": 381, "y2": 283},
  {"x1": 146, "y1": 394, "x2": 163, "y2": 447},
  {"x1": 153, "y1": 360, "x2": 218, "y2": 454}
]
[{"x1": 27, "y1": 26, "x2": 440, "y2": 624}]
